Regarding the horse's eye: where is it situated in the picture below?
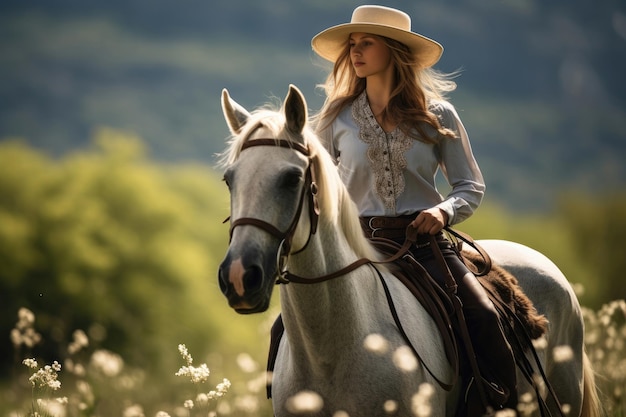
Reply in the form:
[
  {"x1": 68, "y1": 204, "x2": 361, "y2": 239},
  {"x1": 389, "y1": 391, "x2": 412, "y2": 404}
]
[{"x1": 281, "y1": 169, "x2": 303, "y2": 189}]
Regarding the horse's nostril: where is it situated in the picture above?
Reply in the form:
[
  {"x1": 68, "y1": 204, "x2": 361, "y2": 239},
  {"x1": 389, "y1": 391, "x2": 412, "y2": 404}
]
[
  {"x1": 245, "y1": 265, "x2": 263, "y2": 292},
  {"x1": 218, "y1": 261, "x2": 264, "y2": 297},
  {"x1": 218, "y1": 265, "x2": 230, "y2": 295}
]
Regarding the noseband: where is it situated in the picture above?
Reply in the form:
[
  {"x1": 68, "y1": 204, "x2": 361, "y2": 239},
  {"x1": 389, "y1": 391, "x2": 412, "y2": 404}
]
[{"x1": 227, "y1": 138, "x2": 320, "y2": 283}]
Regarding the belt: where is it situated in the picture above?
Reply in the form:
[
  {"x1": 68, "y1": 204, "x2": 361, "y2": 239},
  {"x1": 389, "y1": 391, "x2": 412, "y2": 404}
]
[
  {"x1": 365, "y1": 215, "x2": 415, "y2": 229},
  {"x1": 360, "y1": 215, "x2": 432, "y2": 246}
]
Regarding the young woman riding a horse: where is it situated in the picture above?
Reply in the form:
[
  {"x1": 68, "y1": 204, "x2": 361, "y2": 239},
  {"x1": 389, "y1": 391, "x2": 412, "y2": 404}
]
[{"x1": 312, "y1": 5, "x2": 516, "y2": 414}]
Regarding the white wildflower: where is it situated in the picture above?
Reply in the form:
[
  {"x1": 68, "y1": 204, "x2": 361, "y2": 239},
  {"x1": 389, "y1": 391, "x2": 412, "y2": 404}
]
[
  {"x1": 411, "y1": 383, "x2": 435, "y2": 417},
  {"x1": 12, "y1": 308, "x2": 42, "y2": 348},
  {"x1": 176, "y1": 363, "x2": 211, "y2": 384},
  {"x1": 561, "y1": 403, "x2": 571, "y2": 415},
  {"x1": 364, "y1": 333, "x2": 389, "y2": 355},
  {"x1": 234, "y1": 394, "x2": 259, "y2": 413},
  {"x1": 65, "y1": 359, "x2": 86, "y2": 377},
  {"x1": 37, "y1": 398, "x2": 67, "y2": 417},
  {"x1": 285, "y1": 390, "x2": 324, "y2": 414},
  {"x1": 383, "y1": 399, "x2": 398, "y2": 414},
  {"x1": 216, "y1": 401, "x2": 232, "y2": 415},
  {"x1": 236, "y1": 352, "x2": 258, "y2": 373},
  {"x1": 196, "y1": 393, "x2": 209, "y2": 406},
  {"x1": 90, "y1": 349, "x2": 124, "y2": 377},
  {"x1": 178, "y1": 344, "x2": 193, "y2": 365},
  {"x1": 175, "y1": 344, "x2": 211, "y2": 383},
  {"x1": 393, "y1": 345, "x2": 419, "y2": 372},
  {"x1": 23, "y1": 358, "x2": 38, "y2": 369},
  {"x1": 532, "y1": 336, "x2": 548, "y2": 350},
  {"x1": 68, "y1": 329, "x2": 89, "y2": 354},
  {"x1": 122, "y1": 404, "x2": 144, "y2": 417},
  {"x1": 27, "y1": 361, "x2": 62, "y2": 390},
  {"x1": 552, "y1": 345, "x2": 574, "y2": 363},
  {"x1": 216, "y1": 378, "x2": 231, "y2": 393},
  {"x1": 17, "y1": 308, "x2": 36, "y2": 328},
  {"x1": 206, "y1": 378, "x2": 231, "y2": 400}
]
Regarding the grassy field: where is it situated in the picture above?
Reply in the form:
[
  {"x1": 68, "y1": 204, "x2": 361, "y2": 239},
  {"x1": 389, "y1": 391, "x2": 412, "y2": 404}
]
[{"x1": 4, "y1": 299, "x2": 624, "y2": 417}]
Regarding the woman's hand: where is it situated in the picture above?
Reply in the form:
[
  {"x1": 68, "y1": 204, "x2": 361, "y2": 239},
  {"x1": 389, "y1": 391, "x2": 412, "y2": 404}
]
[{"x1": 411, "y1": 208, "x2": 449, "y2": 235}]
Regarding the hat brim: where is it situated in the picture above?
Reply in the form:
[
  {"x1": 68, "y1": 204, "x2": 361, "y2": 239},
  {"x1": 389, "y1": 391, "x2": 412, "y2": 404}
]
[{"x1": 311, "y1": 23, "x2": 443, "y2": 68}]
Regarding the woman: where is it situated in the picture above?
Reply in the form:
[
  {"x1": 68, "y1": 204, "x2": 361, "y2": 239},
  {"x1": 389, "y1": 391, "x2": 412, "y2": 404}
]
[{"x1": 311, "y1": 5, "x2": 517, "y2": 414}]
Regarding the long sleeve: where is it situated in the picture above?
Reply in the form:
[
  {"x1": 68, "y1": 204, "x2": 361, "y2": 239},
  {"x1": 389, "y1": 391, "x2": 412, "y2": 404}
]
[{"x1": 431, "y1": 100, "x2": 485, "y2": 225}]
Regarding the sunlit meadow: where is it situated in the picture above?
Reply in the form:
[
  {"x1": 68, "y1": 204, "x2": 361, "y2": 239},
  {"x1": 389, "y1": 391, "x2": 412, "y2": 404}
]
[{"x1": 4, "y1": 299, "x2": 625, "y2": 417}]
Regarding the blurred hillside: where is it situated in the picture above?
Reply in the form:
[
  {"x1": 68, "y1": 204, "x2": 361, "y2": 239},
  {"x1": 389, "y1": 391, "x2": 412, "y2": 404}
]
[{"x1": 1, "y1": 0, "x2": 625, "y2": 210}]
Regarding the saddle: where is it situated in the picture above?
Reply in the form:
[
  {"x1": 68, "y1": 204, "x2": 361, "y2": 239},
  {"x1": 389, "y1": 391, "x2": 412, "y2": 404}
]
[
  {"x1": 359, "y1": 220, "x2": 548, "y2": 347},
  {"x1": 465, "y1": 249, "x2": 548, "y2": 341}
]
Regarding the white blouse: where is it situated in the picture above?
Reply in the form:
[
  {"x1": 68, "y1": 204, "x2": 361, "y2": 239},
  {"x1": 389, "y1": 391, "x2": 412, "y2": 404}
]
[{"x1": 317, "y1": 91, "x2": 485, "y2": 226}]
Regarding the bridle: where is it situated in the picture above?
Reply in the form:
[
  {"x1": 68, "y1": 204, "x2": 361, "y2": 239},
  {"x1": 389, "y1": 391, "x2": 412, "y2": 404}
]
[
  {"x1": 226, "y1": 137, "x2": 321, "y2": 284},
  {"x1": 226, "y1": 136, "x2": 420, "y2": 285}
]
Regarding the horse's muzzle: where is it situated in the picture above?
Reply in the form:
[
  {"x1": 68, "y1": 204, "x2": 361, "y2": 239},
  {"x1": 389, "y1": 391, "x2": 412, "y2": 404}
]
[{"x1": 218, "y1": 249, "x2": 273, "y2": 314}]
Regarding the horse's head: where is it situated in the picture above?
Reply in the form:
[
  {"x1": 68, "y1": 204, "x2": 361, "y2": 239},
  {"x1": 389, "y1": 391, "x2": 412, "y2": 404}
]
[{"x1": 217, "y1": 85, "x2": 320, "y2": 314}]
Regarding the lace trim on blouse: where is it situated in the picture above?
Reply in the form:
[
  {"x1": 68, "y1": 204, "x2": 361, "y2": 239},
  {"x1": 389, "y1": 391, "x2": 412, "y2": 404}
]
[{"x1": 352, "y1": 92, "x2": 413, "y2": 211}]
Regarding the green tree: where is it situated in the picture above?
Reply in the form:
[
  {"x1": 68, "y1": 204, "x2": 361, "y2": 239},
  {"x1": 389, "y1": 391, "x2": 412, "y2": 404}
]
[
  {"x1": 558, "y1": 192, "x2": 626, "y2": 308},
  {"x1": 459, "y1": 194, "x2": 626, "y2": 308},
  {"x1": 0, "y1": 130, "x2": 265, "y2": 383}
]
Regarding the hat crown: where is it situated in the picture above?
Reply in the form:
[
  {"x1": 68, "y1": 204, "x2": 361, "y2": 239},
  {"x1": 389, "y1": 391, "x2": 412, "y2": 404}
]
[
  {"x1": 351, "y1": 5, "x2": 411, "y2": 32},
  {"x1": 311, "y1": 5, "x2": 443, "y2": 68}
]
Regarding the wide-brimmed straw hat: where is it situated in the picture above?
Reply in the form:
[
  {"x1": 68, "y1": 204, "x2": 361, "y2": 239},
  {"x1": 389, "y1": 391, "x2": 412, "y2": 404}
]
[{"x1": 311, "y1": 5, "x2": 443, "y2": 68}]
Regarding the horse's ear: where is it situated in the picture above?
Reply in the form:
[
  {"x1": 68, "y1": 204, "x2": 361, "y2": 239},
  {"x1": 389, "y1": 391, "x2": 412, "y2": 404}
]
[
  {"x1": 222, "y1": 88, "x2": 251, "y2": 134},
  {"x1": 284, "y1": 84, "x2": 307, "y2": 135}
]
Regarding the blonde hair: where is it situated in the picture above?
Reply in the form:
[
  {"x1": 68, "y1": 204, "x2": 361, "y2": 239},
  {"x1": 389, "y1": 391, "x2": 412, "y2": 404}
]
[{"x1": 315, "y1": 35, "x2": 458, "y2": 143}]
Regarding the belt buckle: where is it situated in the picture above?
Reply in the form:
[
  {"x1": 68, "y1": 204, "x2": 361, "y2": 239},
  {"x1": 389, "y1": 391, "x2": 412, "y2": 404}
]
[{"x1": 368, "y1": 217, "x2": 382, "y2": 239}]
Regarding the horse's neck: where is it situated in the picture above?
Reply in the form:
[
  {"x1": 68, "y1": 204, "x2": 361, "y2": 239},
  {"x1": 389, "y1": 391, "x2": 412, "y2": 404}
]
[{"x1": 280, "y1": 224, "x2": 380, "y2": 362}]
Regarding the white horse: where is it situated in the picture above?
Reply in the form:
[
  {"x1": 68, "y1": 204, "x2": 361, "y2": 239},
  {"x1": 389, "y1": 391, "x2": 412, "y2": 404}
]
[{"x1": 217, "y1": 85, "x2": 601, "y2": 417}]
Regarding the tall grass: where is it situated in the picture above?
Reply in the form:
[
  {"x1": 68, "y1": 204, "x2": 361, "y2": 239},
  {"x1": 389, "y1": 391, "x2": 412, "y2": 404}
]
[
  {"x1": 582, "y1": 300, "x2": 626, "y2": 417},
  {"x1": 3, "y1": 301, "x2": 625, "y2": 417}
]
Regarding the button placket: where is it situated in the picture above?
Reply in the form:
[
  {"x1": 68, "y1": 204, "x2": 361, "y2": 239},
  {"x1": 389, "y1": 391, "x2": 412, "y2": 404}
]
[
  {"x1": 384, "y1": 133, "x2": 393, "y2": 190},
  {"x1": 352, "y1": 91, "x2": 412, "y2": 212}
]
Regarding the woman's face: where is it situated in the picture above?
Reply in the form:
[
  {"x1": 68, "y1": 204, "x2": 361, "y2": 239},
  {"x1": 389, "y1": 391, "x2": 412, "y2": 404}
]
[{"x1": 349, "y1": 33, "x2": 392, "y2": 79}]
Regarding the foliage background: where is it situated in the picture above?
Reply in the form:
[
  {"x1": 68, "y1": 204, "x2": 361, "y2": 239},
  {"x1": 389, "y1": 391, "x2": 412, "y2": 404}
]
[
  {"x1": 1, "y1": 0, "x2": 625, "y2": 415},
  {"x1": 1, "y1": 0, "x2": 625, "y2": 210}
]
